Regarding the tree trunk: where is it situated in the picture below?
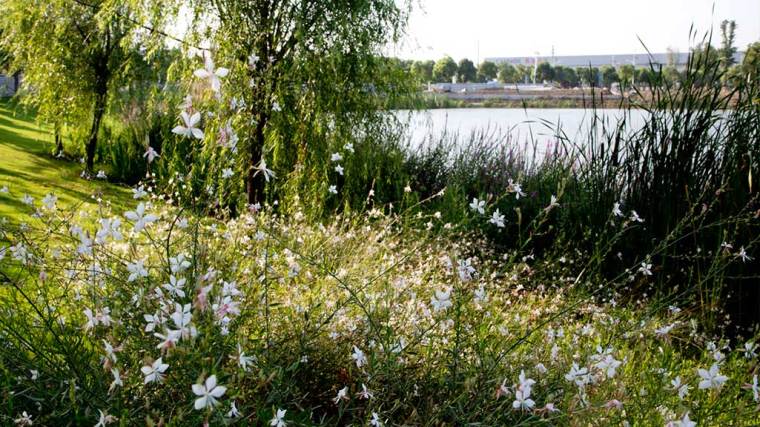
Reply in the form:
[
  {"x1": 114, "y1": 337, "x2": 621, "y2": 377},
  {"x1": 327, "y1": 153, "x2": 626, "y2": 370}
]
[
  {"x1": 85, "y1": 90, "x2": 107, "y2": 173},
  {"x1": 246, "y1": 113, "x2": 268, "y2": 206},
  {"x1": 54, "y1": 122, "x2": 63, "y2": 155}
]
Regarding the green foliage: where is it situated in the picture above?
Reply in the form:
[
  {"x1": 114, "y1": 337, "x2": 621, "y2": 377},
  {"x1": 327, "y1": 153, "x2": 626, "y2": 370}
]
[
  {"x1": 476, "y1": 60, "x2": 498, "y2": 82},
  {"x1": 497, "y1": 62, "x2": 518, "y2": 83},
  {"x1": 720, "y1": 20, "x2": 738, "y2": 69},
  {"x1": 535, "y1": 62, "x2": 554, "y2": 83},
  {"x1": 740, "y1": 42, "x2": 760, "y2": 83},
  {"x1": 577, "y1": 66, "x2": 599, "y2": 86},
  {"x1": 618, "y1": 64, "x2": 636, "y2": 88},
  {"x1": 553, "y1": 65, "x2": 579, "y2": 88},
  {"x1": 411, "y1": 59, "x2": 434, "y2": 83},
  {"x1": 158, "y1": 0, "x2": 413, "y2": 207},
  {"x1": 0, "y1": 98, "x2": 132, "y2": 222},
  {"x1": 433, "y1": 56, "x2": 457, "y2": 83},
  {"x1": 0, "y1": 0, "x2": 142, "y2": 172},
  {"x1": 456, "y1": 58, "x2": 476, "y2": 83},
  {"x1": 600, "y1": 65, "x2": 619, "y2": 87}
]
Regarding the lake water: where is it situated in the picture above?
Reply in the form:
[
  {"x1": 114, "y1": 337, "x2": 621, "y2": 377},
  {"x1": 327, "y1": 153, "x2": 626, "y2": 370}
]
[{"x1": 396, "y1": 108, "x2": 649, "y2": 148}]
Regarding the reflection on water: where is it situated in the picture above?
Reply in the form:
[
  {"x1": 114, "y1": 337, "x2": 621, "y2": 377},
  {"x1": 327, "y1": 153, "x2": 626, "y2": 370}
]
[{"x1": 395, "y1": 108, "x2": 650, "y2": 149}]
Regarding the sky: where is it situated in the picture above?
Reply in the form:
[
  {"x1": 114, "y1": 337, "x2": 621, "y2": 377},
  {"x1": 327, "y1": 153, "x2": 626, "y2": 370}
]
[{"x1": 388, "y1": 0, "x2": 760, "y2": 61}]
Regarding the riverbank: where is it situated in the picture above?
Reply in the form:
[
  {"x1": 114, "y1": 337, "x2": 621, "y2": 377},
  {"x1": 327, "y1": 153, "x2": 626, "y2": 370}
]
[{"x1": 404, "y1": 91, "x2": 631, "y2": 109}]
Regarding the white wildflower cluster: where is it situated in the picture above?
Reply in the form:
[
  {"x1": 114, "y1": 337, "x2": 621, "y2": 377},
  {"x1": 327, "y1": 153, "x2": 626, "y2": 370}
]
[{"x1": 0, "y1": 187, "x2": 756, "y2": 425}]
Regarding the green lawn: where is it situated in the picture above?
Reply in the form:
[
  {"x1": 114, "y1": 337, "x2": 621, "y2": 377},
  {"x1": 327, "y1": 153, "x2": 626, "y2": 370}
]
[{"x1": 0, "y1": 98, "x2": 132, "y2": 221}]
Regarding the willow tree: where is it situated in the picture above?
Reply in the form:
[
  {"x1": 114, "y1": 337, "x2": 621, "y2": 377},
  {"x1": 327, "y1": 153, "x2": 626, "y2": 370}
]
[
  {"x1": 0, "y1": 0, "x2": 137, "y2": 172},
  {"x1": 175, "y1": 0, "x2": 412, "y2": 206}
]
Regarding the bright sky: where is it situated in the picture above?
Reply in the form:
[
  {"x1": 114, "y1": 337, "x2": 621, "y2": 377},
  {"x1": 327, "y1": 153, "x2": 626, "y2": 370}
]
[{"x1": 389, "y1": 0, "x2": 760, "y2": 61}]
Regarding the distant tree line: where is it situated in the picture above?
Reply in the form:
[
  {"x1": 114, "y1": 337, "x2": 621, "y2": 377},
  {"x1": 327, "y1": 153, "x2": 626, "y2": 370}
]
[{"x1": 396, "y1": 20, "x2": 760, "y2": 89}]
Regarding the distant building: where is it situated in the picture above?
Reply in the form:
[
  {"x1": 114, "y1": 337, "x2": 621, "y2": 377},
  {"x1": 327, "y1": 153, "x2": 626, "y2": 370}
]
[
  {"x1": 486, "y1": 52, "x2": 744, "y2": 70},
  {"x1": 0, "y1": 72, "x2": 21, "y2": 96}
]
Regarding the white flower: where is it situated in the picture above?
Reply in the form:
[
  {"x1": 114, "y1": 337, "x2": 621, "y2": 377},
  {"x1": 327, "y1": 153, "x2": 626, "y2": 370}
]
[
  {"x1": 743, "y1": 342, "x2": 758, "y2": 359},
  {"x1": 335, "y1": 165, "x2": 344, "y2": 175},
  {"x1": 155, "y1": 329, "x2": 181, "y2": 350},
  {"x1": 126, "y1": 259, "x2": 148, "y2": 282},
  {"x1": 193, "y1": 375, "x2": 227, "y2": 410},
  {"x1": 30, "y1": 370, "x2": 38, "y2": 380},
  {"x1": 352, "y1": 346, "x2": 367, "y2": 368},
  {"x1": 0, "y1": 185, "x2": 8, "y2": 193},
  {"x1": 638, "y1": 261, "x2": 653, "y2": 276},
  {"x1": 227, "y1": 401, "x2": 241, "y2": 418},
  {"x1": 163, "y1": 275, "x2": 187, "y2": 298},
  {"x1": 218, "y1": 120, "x2": 239, "y2": 152},
  {"x1": 546, "y1": 194, "x2": 560, "y2": 210},
  {"x1": 141, "y1": 358, "x2": 169, "y2": 384},
  {"x1": 10, "y1": 243, "x2": 30, "y2": 264},
  {"x1": 612, "y1": 202, "x2": 623, "y2": 217},
  {"x1": 236, "y1": 343, "x2": 256, "y2": 371},
  {"x1": 357, "y1": 383, "x2": 373, "y2": 399},
  {"x1": 96, "y1": 217, "x2": 122, "y2": 243},
  {"x1": 172, "y1": 111, "x2": 204, "y2": 140},
  {"x1": 331, "y1": 152, "x2": 343, "y2": 162},
  {"x1": 344, "y1": 143, "x2": 354, "y2": 153},
  {"x1": 565, "y1": 363, "x2": 591, "y2": 388},
  {"x1": 194, "y1": 52, "x2": 229, "y2": 93},
  {"x1": 169, "y1": 253, "x2": 191, "y2": 274},
  {"x1": 253, "y1": 157, "x2": 275, "y2": 182},
  {"x1": 697, "y1": 363, "x2": 728, "y2": 390},
  {"x1": 125, "y1": 203, "x2": 158, "y2": 233},
  {"x1": 666, "y1": 413, "x2": 696, "y2": 427},
  {"x1": 370, "y1": 412, "x2": 383, "y2": 427},
  {"x1": 489, "y1": 209, "x2": 505, "y2": 228},
  {"x1": 41, "y1": 193, "x2": 57, "y2": 210},
  {"x1": 14, "y1": 411, "x2": 33, "y2": 426},
  {"x1": 333, "y1": 386, "x2": 349, "y2": 404},
  {"x1": 328, "y1": 185, "x2": 338, "y2": 195},
  {"x1": 132, "y1": 185, "x2": 147, "y2": 199},
  {"x1": 671, "y1": 376, "x2": 689, "y2": 400},
  {"x1": 457, "y1": 258, "x2": 476, "y2": 282},
  {"x1": 738, "y1": 246, "x2": 753, "y2": 263},
  {"x1": 109, "y1": 368, "x2": 123, "y2": 392},
  {"x1": 594, "y1": 354, "x2": 622, "y2": 378},
  {"x1": 96, "y1": 170, "x2": 107, "y2": 179},
  {"x1": 507, "y1": 179, "x2": 526, "y2": 199},
  {"x1": 469, "y1": 198, "x2": 485, "y2": 214},
  {"x1": 21, "y1": 194, "x2": 33, "y2": 206},
  {"x1": 144, "y1": 146, "x2": 160, "y2": 163},
  {"x1": 270, "y1": 408, "x2": 287, "y2": 427},
  {"x1": 222, "y1": 168, "x2": 234, "y2": 179},
  {"x1": 512, "y1": 370, "x2": 536, "y2": 410},
  {"x1": 94, "y1": 410, "x2": 117, "y2": 427},
  {"x1": 655, "y1": 323, "x2": 676, "y2": 338},
  {"x1": 431, "y1": 289, "x2": 452, "y2": 311},
  {"x1": 144, "y1": 312, "x2": 162, "y2": 332},
  {"x1": 630, "y1": 210, "x2": 644, "y2": 223}
]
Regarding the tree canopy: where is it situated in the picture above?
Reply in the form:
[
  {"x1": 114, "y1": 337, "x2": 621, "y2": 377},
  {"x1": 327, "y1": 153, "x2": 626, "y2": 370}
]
[
  {"x1": 433, "y1": 56, "x2": 457, "y2": 83},
  {"x1": 0, "y1": 0, "x2": 140, "y2": 171},
  {"x1": 456, "y1": 58, "x2": 476, "y2": 83},
  {"x1": 476, "y1": 61, "x2": 497, "y2": 82},
  {"x1": 156, "y1": 0, "x2": 413, "y2": 207}
]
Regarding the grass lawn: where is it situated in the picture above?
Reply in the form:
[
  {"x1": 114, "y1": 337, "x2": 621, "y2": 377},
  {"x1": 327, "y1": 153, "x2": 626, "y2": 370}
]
[{"x1": 0, "y1": 98, "x2": 132, "y2": 221}]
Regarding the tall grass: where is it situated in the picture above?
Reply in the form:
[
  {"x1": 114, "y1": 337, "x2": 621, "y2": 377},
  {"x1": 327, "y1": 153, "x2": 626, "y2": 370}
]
[{"x1": 378, "y1": 45, "x2": 760, "y2": 332}]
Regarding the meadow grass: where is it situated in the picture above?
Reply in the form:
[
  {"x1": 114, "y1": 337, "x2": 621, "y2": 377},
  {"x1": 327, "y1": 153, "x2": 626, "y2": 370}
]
[{"x1": 0, "y1": 98, "x2": 132, "y2": 222}]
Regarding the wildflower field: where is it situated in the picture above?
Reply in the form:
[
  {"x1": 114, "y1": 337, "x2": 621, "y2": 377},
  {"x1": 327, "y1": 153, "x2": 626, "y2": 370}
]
[
  {"x1": 2, "y1": 182, "x2": 760, "y2": 426},
  {"x1": 1, "y1": 1, "x2": 760, "y2": 425}
]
